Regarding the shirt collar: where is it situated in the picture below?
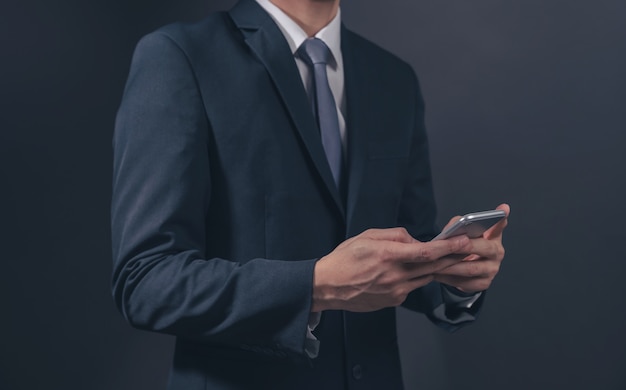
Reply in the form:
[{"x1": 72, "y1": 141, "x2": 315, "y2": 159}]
[{"x1": 255, "y1": 0, "x2": 342, "y2": 67}]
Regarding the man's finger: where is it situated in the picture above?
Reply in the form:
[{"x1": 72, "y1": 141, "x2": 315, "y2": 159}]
[
  {"x1": 435, "y1": 259, "x2": 499, "y2": 278},
  {"x1": 484, "y1": 203, "x2": 510, "y2": 240},
  {"x1": 415, "y1": 256, "x2": 463, "y2": 278},
  {"x1": 462, "y1": 237, "x2": 502, "y2": 260},
  {"x1": 442, "y1": 215, "x2": 462, "y2": 230},
  {"x1": 390, "y1": 235, "x2": 471, "y2": 263},
  {"x1": 359, "y1": 227, "x2": 416, "y2": 243}
]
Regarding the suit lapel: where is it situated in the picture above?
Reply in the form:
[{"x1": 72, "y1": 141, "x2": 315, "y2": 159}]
[{"x1": 229, "y1": 0, "x2": 345, "y2": 216}]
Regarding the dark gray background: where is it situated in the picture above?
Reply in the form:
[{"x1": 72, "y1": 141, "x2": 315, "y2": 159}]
[{"x1": 1, "y1": 0, "x2": 624, "y2": 389}]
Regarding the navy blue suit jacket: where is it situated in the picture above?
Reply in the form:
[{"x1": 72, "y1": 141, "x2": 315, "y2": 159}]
[{"x1": 111, "y1": 0, "x2": 471, "y2": 388}]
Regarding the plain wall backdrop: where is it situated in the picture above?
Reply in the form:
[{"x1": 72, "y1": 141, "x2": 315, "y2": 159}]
[{"x1": 1, "y1": 0, "x2": 624, "y2": 389}]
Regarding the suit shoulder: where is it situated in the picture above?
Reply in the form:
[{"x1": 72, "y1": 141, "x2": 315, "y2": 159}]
[
  {"x1": 137, "y1": 13, "x2": 237, "y2": 55},
  {"x1": 342, "y1": 28, "x2": 416, "y2": 79}
]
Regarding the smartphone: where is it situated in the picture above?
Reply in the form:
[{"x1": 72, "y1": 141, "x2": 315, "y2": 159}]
[{"x1": 432, "y1": 209, "x2": 506, "y2": 241}]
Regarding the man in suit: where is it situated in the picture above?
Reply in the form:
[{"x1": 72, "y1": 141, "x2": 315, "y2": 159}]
[{"x1": 111, "y1": 0, "x2": 509, "y2": 388}]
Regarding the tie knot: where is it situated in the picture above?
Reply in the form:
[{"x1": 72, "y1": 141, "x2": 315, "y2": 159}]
[{"x1": 298, "y1": 38, "x2": 332, "y2": 67}]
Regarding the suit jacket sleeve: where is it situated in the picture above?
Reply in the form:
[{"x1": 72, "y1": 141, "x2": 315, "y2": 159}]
[
  {"x1": 395, "y1": 68, "x2": 484, "y2": 330},
  {"x1": 111, "y1": 31, "x2": 315, "y2": 356}
]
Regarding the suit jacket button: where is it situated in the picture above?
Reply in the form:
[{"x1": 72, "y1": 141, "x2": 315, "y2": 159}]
[{"x1": 352, "y1": 364, "x2": 363, "y2": 380}]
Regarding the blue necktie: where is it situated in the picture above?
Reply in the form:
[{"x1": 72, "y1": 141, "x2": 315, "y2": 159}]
[{"x1": 298, "y1": 38, "x2": 343, "y2": 188}]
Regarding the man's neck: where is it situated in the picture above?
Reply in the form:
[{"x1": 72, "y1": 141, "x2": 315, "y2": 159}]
[{"x1": 269, "y1": 0, "x2": 340, "y2": 37}]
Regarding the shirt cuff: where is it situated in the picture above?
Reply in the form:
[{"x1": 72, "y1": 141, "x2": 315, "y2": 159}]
[
  {"x1": 304, "y1": 312, "x2": 321, "y2": 358},
  {"x1": 431, "y1": 284, "x2": 484, "y2": 325},
  {"x1": 441, "y1": 284, "x2": 483, "y2": 309}
]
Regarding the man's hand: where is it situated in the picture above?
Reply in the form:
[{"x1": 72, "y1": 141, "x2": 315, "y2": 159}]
[
  {"x1": 312, "y1": 228, "x2": 472, "y2": 312},
  {"x1": 434, "y1": 204, "x2": 510, "y2": 294}
]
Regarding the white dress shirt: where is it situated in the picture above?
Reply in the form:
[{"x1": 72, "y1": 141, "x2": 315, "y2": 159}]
[
  {"x1": 255, "y1": 0, "x2": 347, "y2": 150},
  {"x1": 255, "y1": 0, "x2": 481, "y2": 358}
]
